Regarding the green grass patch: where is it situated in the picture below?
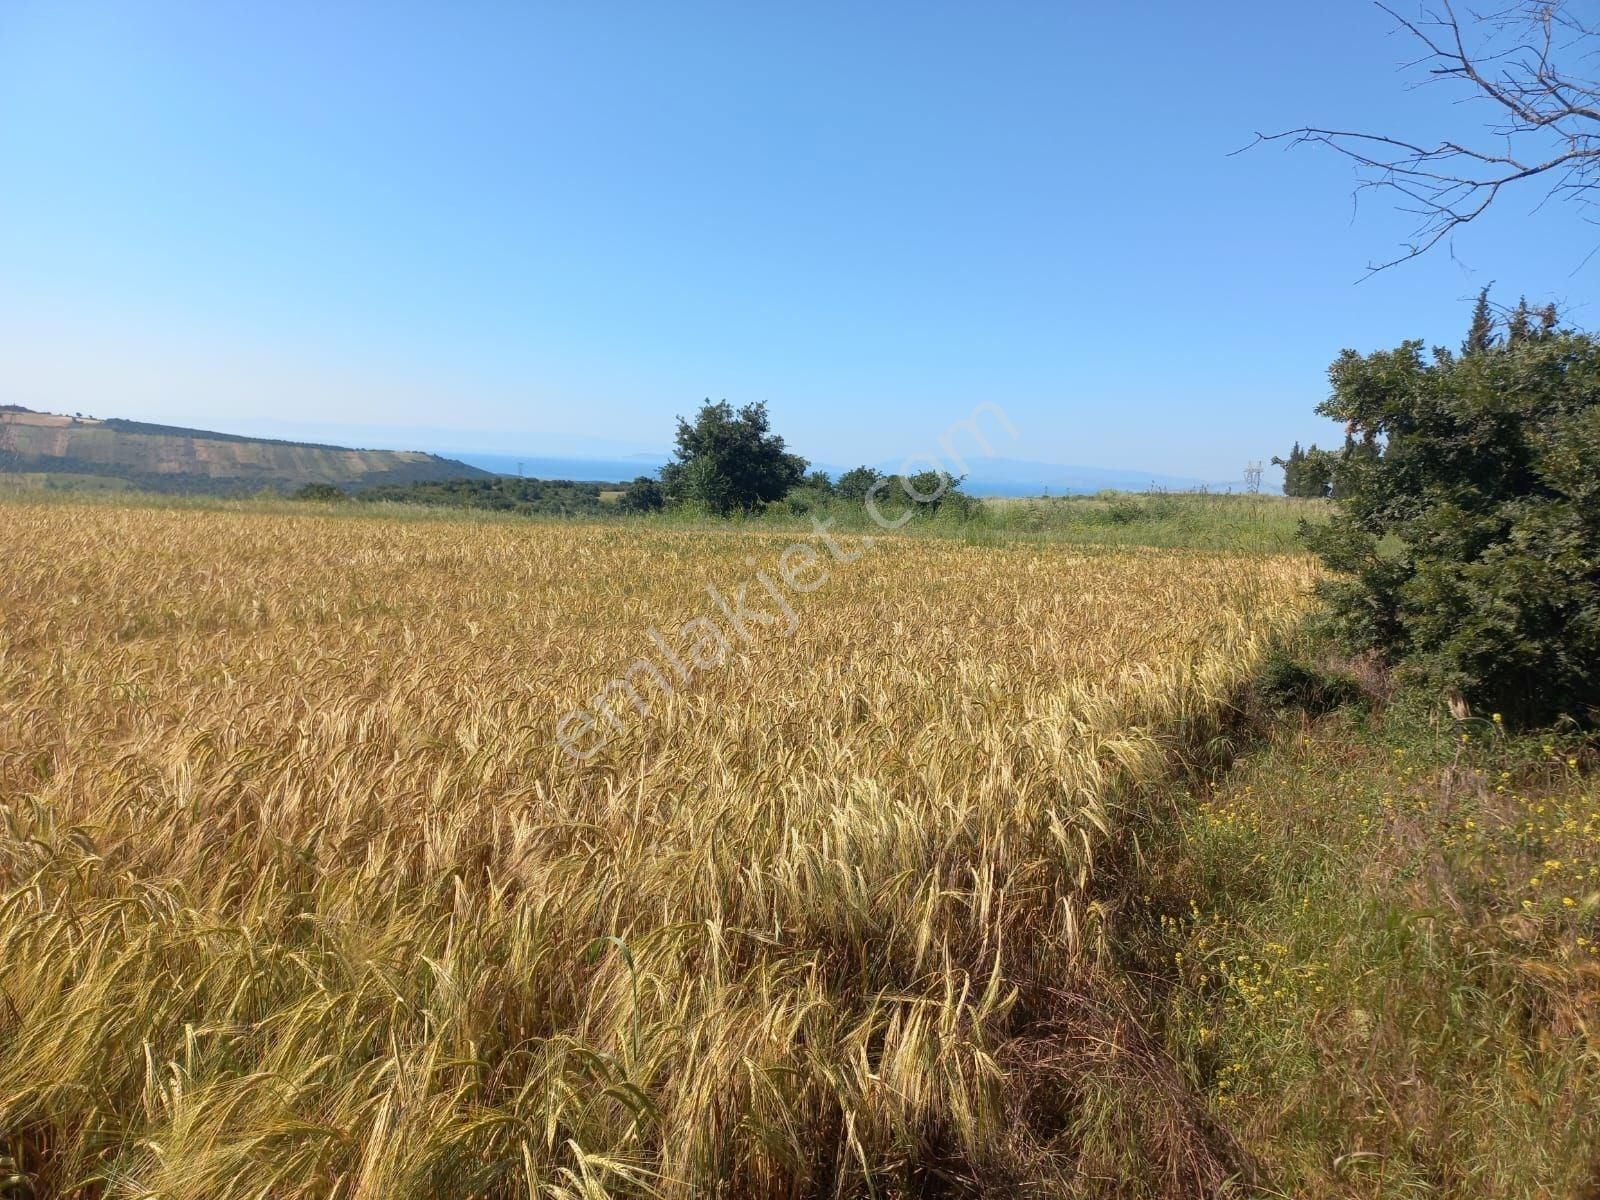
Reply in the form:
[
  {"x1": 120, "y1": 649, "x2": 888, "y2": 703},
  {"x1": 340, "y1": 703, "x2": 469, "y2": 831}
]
[
  {"x1": 0, "y1": 486, "x2": 1325, "y2": 553},
  {"x1": 1130, "y1": 660, "x2": 1600, "y2": 1197},
  {"x1": 977, "y1": 492, "x2": 1328, "y2": 552}
]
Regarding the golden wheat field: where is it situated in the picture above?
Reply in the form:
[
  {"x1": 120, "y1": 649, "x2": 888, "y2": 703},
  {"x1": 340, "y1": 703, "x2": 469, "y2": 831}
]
[{"x1": 0, "y1": 500, "x2": 1314, "y2": 1198}]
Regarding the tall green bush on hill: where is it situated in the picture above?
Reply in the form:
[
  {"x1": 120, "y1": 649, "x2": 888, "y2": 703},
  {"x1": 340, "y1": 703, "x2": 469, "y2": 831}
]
[
  {"x1": 659, "y1": 400, "x2": 807, "y2": 515},
  {"x1": 1306, "y1": 302, "x2": 1600, "y2": 725}
]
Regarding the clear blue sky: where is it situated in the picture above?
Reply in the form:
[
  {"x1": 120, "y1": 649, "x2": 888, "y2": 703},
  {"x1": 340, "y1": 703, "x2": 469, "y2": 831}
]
[{"x1": 0, "y1": 2, "x2": 1589, "y2": 480}]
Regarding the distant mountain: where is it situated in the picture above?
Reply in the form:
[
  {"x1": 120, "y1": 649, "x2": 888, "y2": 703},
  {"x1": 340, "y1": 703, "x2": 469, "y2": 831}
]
[
  {"x1": 168, "y1": 417, "x2": 667, "y2": 462},
  {"x1": 0, "y1": 407, "x2": 491, "y2": 494}
]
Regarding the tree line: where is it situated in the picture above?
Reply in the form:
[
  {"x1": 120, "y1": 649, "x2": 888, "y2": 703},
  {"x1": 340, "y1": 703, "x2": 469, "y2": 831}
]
[
  {"x1": 1274, "y1": 291, "x2": 1560, "y2": 500},
  {"x1": 616, "y1": 399, "x2": 979, "y2": 522}
]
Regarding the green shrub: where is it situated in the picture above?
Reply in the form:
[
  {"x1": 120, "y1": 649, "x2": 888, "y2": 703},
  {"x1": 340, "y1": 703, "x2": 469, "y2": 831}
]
[
  {"x1": 1305, "y1": 314, "x2": 1600, "y2": 726},
  {"x1": 292, "y1": 483, "x2": 347, "y2": 502},
  {"x1": 357, "y1": 477, "x2": 605, "y2": 515},
  {"x1": 1254, "y1": 646, "x2": 1365, "y2": 716},
  {"x1": 1104, "y1": 497, "x2": 1146, "y2": 526},
  {"x1": 617, "y1": 475, "x2": 665, "y2": 513}
]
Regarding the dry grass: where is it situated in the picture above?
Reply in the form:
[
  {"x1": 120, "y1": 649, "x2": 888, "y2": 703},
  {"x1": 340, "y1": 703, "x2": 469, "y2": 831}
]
[{"x1": 0, "y1": 500, "x2": 1314, "y2": 1198}]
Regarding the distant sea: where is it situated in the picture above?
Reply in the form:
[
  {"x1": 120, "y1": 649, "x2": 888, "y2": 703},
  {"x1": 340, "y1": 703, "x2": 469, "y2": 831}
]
[
  {"x1": 449, "y1": 450, "x2": 1245, "y2": 498},
  {"x1": 453, "y1": 452, "x2": 668, "y2": 483}
]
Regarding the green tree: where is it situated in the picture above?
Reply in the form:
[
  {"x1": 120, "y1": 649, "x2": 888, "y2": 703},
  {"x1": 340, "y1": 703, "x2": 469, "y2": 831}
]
[
  {"x1": 868, "y1": 470, "x2": 980, "y2": 522},
  {"x1": 1300, "y1": 447, "x2": 1336, "y2": 499},
  {"x1": 1273, "y1": 443, "x2": 1337, "y2": 498},
  {"x1": 1463, "y1": 285, "x2": 1496, "y2": 356},
  {"x1": 903, "y1": 469, "x2": 957, "y2": 515},
  {"x1": 1304, "y1": 306, "x2": 1600, "y2": 725},
  {"x1": 1331, "y1": 433, "x2": 1380, "y2": 500},
  {"x1": 658, "y1": 400, "x2": 806, "y2": 515},
  {"x1": 1272, "y1": 442, "x2": 1306, "y2": 496},
  {"x1": 674, "y1": 456, "x2": 734, "y2": 515},
  {"x1": 1506, "y1": 297, "x2": 1533, "y2": 346},
  {"x1": 836, "y1": 466, "x2": 881, "y2": 503},
  {"x1": 617, "y1": 475, "x2": 664, "y2": 513},
  {"x1": 779, "y1": 469, "x2": 839, "y2": 516}
]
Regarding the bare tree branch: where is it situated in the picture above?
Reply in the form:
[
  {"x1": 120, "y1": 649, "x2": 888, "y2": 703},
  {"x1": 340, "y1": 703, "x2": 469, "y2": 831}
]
[{"x1": 1243, "y1": 1, "x2": 1600, "y2": 273}]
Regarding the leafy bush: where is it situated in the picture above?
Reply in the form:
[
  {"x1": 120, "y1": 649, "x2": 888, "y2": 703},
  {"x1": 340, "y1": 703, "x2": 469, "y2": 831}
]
[
  {"x1": 928, "y1": 487, "x2": 987, "y2": 524},
  {"x1": 1104, "y1": 497, "x2": 1147, "y2": 525},
  {"x1": 617, "y1": 475, "x2": 665, "y2": 513},
  {"x1": 357, "y1": 477, "x2": 607, "y2": 515},
  {"x1": 1306, "y1": 312, "x2": 1600, "y2": 726},
  {"x1": 853, "y1": 470, "x2": 982, "y2": 525},
  {"x1": 781, "y1": 484, "x2": 833, "y2": 515},
  {"x1": 1254, "y1": 645, "x2": 1365, "y2": 716},
  {"x1": 835, "y1": 466, "x2": 881, "y2": 502},
  {"x1": 1098, "y1": 492, "x2": 1179, "y2": 527},
  {"x1": 292, "y1": 483, "x2": 347, "y2": 502}
]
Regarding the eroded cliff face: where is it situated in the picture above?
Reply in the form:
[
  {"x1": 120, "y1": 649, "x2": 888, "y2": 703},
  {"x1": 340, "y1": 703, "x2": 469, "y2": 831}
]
[{"x1": 0, "y1": 408, "x2": 483, "y2": 490}]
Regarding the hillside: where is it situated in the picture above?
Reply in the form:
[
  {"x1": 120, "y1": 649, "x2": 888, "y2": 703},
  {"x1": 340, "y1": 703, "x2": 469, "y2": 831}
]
[{"x1": 0, "y1": 407, "x2": 492, "y2": 494}]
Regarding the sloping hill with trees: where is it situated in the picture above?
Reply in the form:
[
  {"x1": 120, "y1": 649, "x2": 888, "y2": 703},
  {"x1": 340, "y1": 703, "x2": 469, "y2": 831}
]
[{"x1": 0, "y1": 407, "x2": 490, "y2": 494}]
